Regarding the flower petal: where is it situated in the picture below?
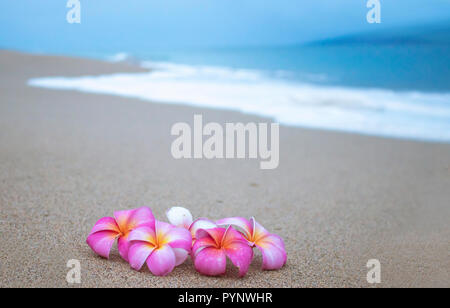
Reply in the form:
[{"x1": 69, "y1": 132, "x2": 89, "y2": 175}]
[
  {"x1": 216, "y1": 217, "x2": 252, "y2": 239},
  {"x1": 194, "y1": 247, "x2": 227, "y2": 276},
  {"x1": 155, "y1": 220, "x2": 175, "y2": 239},
  {"x1": 129, "y1": 206, "x2": 156, "y2": 228},
  {"x1": 220, "y1": 226, "x2": 253, "y2": 277},
  {"x1": 166, "y1": 206, "x2": 193, "y2": 229},
  {"x1": 259, "y1": 233, "x2": 286, "y2": 251},
  {"x1": 146, "y1": 245, "x2": 176, "y2": 276},
  {"x1": 173, "y1": 248, "x2": 189, "y2": 266},
  {"x1": 193, "y1": 228, "x2": 228, "y2": 257},
  {"x1": 86, "y1": 230, "x2": 119, "y2": 259},
  {"x1": 128, "y1": 242, "x2": 155, "y2": 271},
  {"x1": 165, "y1": 227, "x2": 192, "y2": 251},
  {"x1": 195, "y1": 228, "x2": 226, "y2": 247},
  {"x1": 189, "y1": 218, "x2": 217, "y2": 239},
  {"x1": 222, "y1": 226, "x2": 250, "y2": 247},
  {"x1": 128, "y1": 226, "x2": 157, "y2": 245},
  {"x1": 89, "y1": 217, "x2": 120, "y2": 235},
  {"x1": 117, "y1": 235, "x2": 131, "y2": 261},
  {"x1": 192, "y1": 236, "x2": 217, "y2": 257},
  {"x1": 114, "y1": 207, "x2": 155, "y2": 233},
  {"x1": 224, "y1": 240, "x2": 254, "y2": 277},
  {"x1": 114, "y1": 209, "x2": 133, "y2": 230},
  {"x1": 256, "y1": 234, "x2": 287, "y2": 270},
  {"x1": 250, "y1": 217, "x2": 270, "y2": 242}
]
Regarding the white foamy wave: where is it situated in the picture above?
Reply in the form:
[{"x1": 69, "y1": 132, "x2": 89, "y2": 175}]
[
  {"x1": 28, "y1": 62, "x2": 450, "y2": 142},
  {"x1": 106, "y1": 52, "x2": 130, "y2": 62},
  {"x1": 141, "y1": 61, "x2": 265, "y2": 82}
]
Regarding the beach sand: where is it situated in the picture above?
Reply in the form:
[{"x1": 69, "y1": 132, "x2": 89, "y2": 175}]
[{"x1": 0, "y1": 50, "x2": 449, "y2": 288}]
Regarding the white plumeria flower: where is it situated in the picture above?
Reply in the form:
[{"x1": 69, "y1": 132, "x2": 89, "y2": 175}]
[{"x1": 166, "y1": 206, "x2": 217, "y2": 240}]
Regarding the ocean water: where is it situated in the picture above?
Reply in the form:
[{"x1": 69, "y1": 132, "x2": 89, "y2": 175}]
[{"x1": 28, "y1": 42, "x2": 450, "y2": 142}]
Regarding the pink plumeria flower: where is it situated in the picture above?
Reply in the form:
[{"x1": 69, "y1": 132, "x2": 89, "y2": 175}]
[
  {"x1": 86, "y1": 207, "x2": 155, "y2": 261},
  {"x1": 216, "y1": 217, "x2": 287, "y2": 270},
  {"x1": 166, "y1": 206, "x2": 217, "y2": 241},
  {"x1": 127, "y1": 220, "x2": 192, "y2": 276},
  {"x1": 192, "y1": 227, "x2": 253, "y2": 277}
]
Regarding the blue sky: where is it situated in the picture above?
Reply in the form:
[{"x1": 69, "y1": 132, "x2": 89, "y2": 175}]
[{"x1": 1, "y1": 0, "x2": 450, "y2": 52}]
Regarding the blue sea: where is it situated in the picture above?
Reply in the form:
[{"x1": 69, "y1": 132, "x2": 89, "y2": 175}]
[{"x1": 28, "y1": 28, "x2": 450, "y2": 142}]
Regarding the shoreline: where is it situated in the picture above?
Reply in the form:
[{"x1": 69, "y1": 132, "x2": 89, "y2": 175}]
[
  {"x1": 1, "y1": 50, "x2": 449, "y2": 287},
  {"x1": 26, "y1": 50, "x2": 450, "y2": 144}
]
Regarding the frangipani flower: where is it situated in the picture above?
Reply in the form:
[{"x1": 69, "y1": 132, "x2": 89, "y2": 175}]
[
  {"x1": 128, "y1": 220, "x2": 192, "y2": 276},
  {"x1": 192, "y1": 227, "x2": 253, "y2": 277},
  {"x1": 216, "y1": 217, "x2": 287, "y2": 270},
  {"x1": 86, "y1": 207, "x2": 155, "y2": 261},
  {"x1": 166, "y1": 206, "x2": 217, "y2": 241}
]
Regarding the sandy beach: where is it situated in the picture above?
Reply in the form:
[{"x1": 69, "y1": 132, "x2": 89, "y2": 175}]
[{"x1": 0, "y1": 50, "x2": 449, "y2": 288}]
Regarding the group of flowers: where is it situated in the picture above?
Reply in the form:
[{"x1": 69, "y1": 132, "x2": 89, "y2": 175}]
[{"x1": 86, "y1": 206, "x2": 287, "y2": 277}]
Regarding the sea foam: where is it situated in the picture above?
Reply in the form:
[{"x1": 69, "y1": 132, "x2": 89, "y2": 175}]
[{"x1": 28, "y1": 61, "x2": 450, "y2": 142}]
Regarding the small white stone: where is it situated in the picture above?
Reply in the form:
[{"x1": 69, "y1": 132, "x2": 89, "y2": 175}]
[{"x1": 166, "y1": 206, "x2": 193, "y2": 229}]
